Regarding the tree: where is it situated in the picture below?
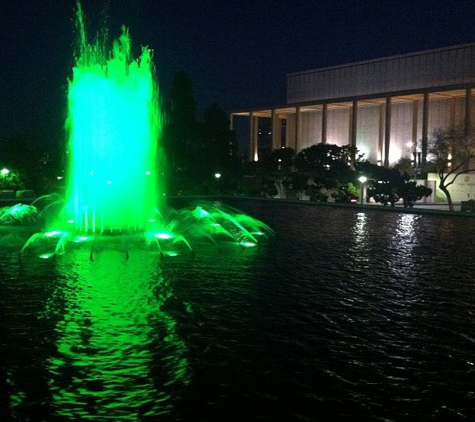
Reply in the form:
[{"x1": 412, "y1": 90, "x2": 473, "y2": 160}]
[
  {"x1": 0, "y1": 168, "x2": 24, "y2": 191},
  {"x1": 163, "y1": 71, "x2": 198, "y2": 174},
  {"x1": 398, "y1": 178, "x2": 432, "y2": 208},
  {"x1": 358, "y1": 161, "x2": 431, "y2": 207},
  {"x1": 259, "y1": 147, "x2": 295, "y2": 197},
  {"x1": 0, "y1": 137, "x2": 55, "y2": 194},
  {"x1": 394, "y1": 157, "x2": 415, "y2": 178},
  {"x1": 331, "y1": 182, "x2": 359, "y2": 203},
  {"x1": 363, "y1": 165, "x2": 403, "y2": 206},
  {"x1": 293, "y1": 143, "x2": 360, "y2": 200},
  {"x1": 426, "y1": 128, "x2": 475, "y2": 210},
  {"x1": 196, "y1": 103, "x2": 242, "y2": 193}
]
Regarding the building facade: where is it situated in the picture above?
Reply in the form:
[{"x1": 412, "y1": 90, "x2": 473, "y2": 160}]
[{"x1": 231, "y1": 43, "x2": 475, "y2": 171}]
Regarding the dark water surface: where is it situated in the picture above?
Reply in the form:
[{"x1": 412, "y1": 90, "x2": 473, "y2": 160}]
[{"x1": 1, "y1": 200, "x2": 475, "y2": 421}]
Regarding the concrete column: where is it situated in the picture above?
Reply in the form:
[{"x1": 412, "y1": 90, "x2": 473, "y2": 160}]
[
  {"x1": 384, "y1": 96, "x2": 391, "y2": 168},
  {"x1": 412, "y1": 100, "x2": 418, "y2": 162},
  {"x1": 450, "y1": 97, "x2": 456, "y2": 131},
  {"x1": 422, "y1": 92, "x2": 429, "y2": 167},
  {"x1": 271, "y1": 109, "x2": 281, "y2": 150},
  {"x1": 250, "y1": 112, "x2": 259, "y2": 161},
  {"x1": 350, "y1": 100, "x2": 358, "y2": 147},
  {"x1": 321, "y1": 103, "x2": 327, "y2": 144},
  {"x1": 465, "y1": 88, "x2": 472, "y2": 135},
  {"x1": 412, "y1": 101, "x2": 418, "y2": 144},
  {"x1": 249, "y1": 112, "x2": 254, "y2": 161},
  {"x1": 378, "y1": 103, "x2": 384, "y2": 165},
  {"x1": 295, "y1": 106, "x2": 301, "y2": 152}
]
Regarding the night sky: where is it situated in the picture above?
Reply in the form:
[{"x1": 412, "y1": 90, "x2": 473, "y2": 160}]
[{"x1": 1, "y1": 0, "x2": 475, "y2": 147}]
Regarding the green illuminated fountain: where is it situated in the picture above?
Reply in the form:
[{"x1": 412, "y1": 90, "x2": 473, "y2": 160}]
[
  {"x1": 65, "y1": 4, "x2": 162, "y2": 234},
  {"x1": 1, "y1": 2, "x2": 272, "y2": 258}
]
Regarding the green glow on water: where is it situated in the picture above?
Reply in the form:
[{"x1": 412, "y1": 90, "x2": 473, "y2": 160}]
[
  {"x1": 44, "y1": 251, "x2": 190, "y2": 419},
  {"x1": 64, "y1": 4, "x2": 163, "y2": 234}
]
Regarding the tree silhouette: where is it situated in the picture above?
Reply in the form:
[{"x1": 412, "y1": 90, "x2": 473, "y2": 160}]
[{"x1": 425, "y1": 128, "x2": 475, "y2": 210}]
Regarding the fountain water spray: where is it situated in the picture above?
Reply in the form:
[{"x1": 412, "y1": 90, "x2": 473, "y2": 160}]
[
  {"x1": 1, "y1": 2, "x2": 273, "y2": 258},
  {"x1": 65, "y1": 3, "x2": 163, "y2": 233}
]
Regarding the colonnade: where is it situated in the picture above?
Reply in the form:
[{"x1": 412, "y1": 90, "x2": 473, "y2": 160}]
[{"x1": 231, "y1": 87, "x2": 474, "y2": 168}]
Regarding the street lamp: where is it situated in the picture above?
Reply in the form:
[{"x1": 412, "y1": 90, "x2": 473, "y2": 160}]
[
  {"x1": 358, "y1": 175, "x2": 367, "y2": 205},
  {"x1": 1, "y1": 168, "x2": 9, "y2": 187}
]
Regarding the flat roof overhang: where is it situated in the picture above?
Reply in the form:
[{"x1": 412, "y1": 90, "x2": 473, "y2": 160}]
[{"x1": 231, "y1": 86, "x2": 474, "y2": 118}]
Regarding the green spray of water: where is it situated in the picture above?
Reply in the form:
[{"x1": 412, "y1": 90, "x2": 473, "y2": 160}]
[
  {"x1": 65, "y1": 4, "x2": 163, "y2": 233},
  {"x1": 3, "y1": 3, "x2": 273, "y2": 257}
]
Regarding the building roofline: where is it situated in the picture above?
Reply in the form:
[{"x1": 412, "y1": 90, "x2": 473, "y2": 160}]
[
  {"x1": 231, "y1": 83, "x2": 475, "y2": 115},
  {"x1": 286, "y1": 42, "x2": 475, "y2": 78},
  {"x1": 230, "y1": 103, "x2": 289, "y2": 115}
]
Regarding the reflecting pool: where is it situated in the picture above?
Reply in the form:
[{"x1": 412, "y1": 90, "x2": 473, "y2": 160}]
[{"x1": 1, "y1": 199, "x2": 475, "y2": 421}]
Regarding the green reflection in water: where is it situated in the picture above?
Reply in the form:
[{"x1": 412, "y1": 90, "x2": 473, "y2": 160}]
[{"x1": 45, "y1": 248, "x2": 190, "y2": 420}]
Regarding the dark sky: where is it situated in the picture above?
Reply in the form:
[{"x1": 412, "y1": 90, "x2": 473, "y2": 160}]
[{"x1": 1, "y1": 0, "x2": 475, "y2": 146}]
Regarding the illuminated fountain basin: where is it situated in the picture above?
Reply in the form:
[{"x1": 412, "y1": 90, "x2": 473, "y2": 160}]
[
  {"x1": 0, "y1": 4, "x2": 273, "y2": 258},
  {"x1": 12, "y1": 198, "x2": 273, "y2": 259}
]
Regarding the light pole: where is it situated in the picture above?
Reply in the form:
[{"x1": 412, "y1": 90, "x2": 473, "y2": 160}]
[
  {"x1": 358, "y1": 175, "x2": 367, "y2": 205},
  {"x1": 214, "y1": 172, "x2": 222, "y2": 193}
]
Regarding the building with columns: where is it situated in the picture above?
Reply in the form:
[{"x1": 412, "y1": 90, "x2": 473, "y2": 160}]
[{"x1": 231, "y1": 43, "x2": 475, "y2": 172}]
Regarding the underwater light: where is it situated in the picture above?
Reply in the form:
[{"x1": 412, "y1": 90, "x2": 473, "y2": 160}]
[
  {"x1": 155, "y1": 233, "x2": 172, "y2": 240},
  {"x1": 45, "y1": 231, "x2": 64, "y2": 238}
]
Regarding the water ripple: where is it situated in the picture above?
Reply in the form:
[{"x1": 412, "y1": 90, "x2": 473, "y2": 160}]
[{"x1": 2, "y1": 202, "x2": 475, "y2": 420}]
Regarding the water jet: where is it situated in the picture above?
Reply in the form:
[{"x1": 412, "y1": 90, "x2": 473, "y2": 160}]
[{"x1": 0, "y1": 2, "x2": 273, "y2": 258}]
